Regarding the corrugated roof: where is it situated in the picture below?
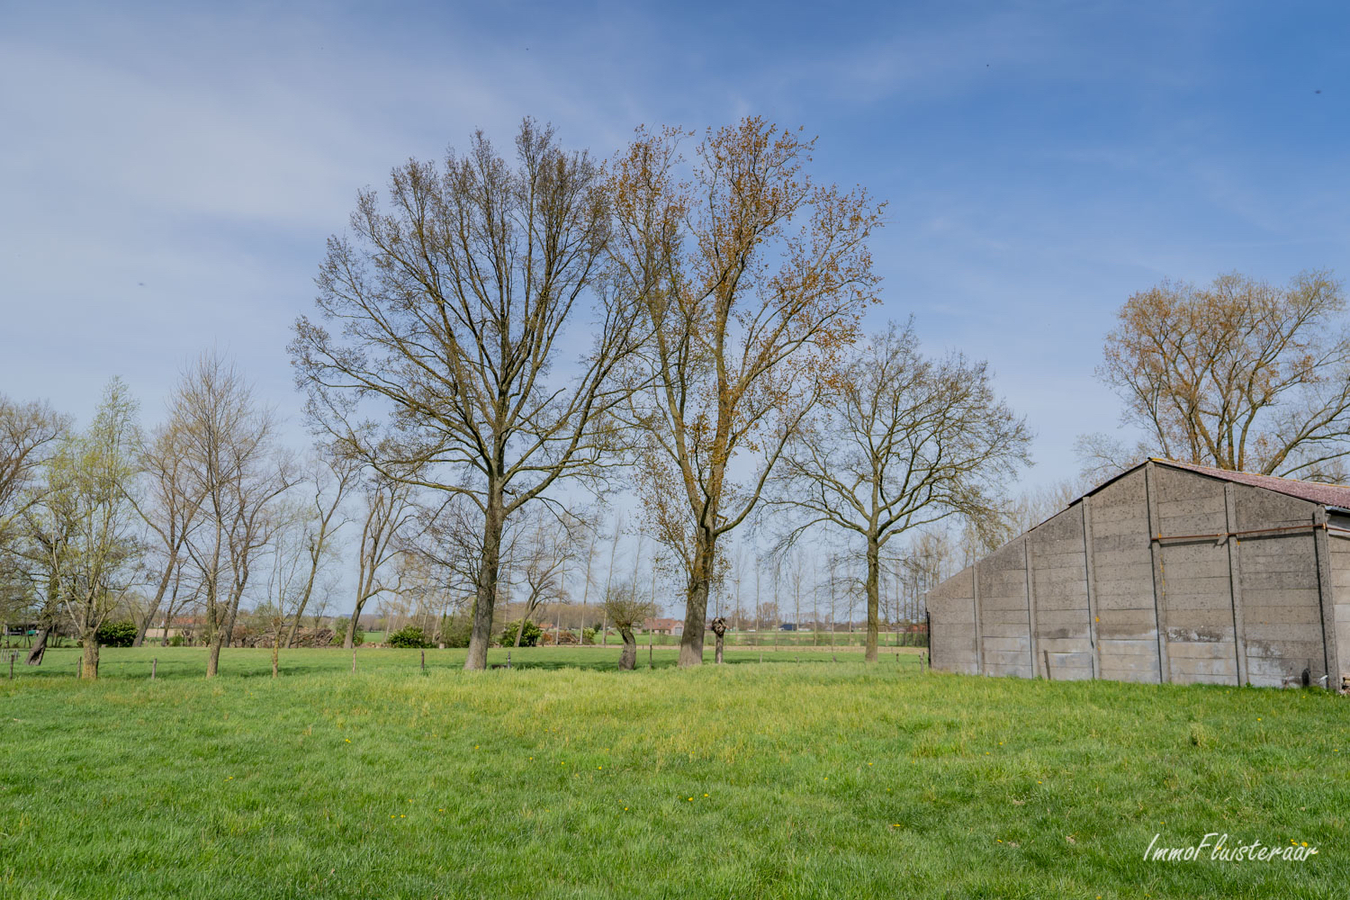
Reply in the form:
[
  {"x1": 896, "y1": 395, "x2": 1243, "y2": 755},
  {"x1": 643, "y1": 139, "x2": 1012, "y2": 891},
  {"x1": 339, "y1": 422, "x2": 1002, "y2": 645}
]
[{"x1": 1147, "y1": 459, "x2": 1350, "y2": 510}]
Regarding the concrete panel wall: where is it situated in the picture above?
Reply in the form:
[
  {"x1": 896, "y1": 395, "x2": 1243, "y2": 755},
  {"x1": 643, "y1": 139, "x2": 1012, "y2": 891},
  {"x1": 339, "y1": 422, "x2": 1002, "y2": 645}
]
[
  {"x1": 927, "y1": 565, "x2": 978, "y2": 674},
  {"x1": 1152, "y1": 465, "x2": 1238, "y2": 685},
  {"x1": 1027, "y1": 504, "x2": 1093, "y2": 680},
  {"x1": 977, "y1": 539, "x2": 1033, "y2": 677},
  {"x1": 1232, "y1": 484, "x2": 1323, "y2": 687},
  {"x1": 1091, "y1": 468, "x2": 1162, "y2": 683}
]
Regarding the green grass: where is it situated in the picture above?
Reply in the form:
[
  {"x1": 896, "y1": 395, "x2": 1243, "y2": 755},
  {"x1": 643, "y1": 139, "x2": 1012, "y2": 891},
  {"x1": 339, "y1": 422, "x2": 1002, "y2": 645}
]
[{"x1": 0, "y1": 647, "x2": 1344, "y2": 898}]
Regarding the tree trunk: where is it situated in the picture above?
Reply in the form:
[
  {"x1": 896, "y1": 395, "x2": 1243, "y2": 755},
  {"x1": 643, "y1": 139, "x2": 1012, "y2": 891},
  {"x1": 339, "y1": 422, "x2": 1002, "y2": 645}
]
[
  {"x1": 465, "y1": 490, "x2": 505, "y2": 671},
  {"x1": 715, "y1": 632, "x2": 724, "y2": 664},
  {"x1": 25, "y1": 626, "x2": 51, "y2": 666},
  {"x1": 677, "y1": 530, "x2": 716, "y2": 667},
  {"x1": 80, "y1": 636, "x2": 99, "y2": 681},
  {"x1": 134, "y1": 560, "x2": 177, "y2": 648},
  {"x1": 206, "y1": 633, "x2": 224, "y2": 678},
  {"x1": 271, "y1": 638, "x2": 279, "y2": 678},
  {"x1": 865, "y1": 535, "x2": 881, "y2": 663},
  {"x1": 343, "y1": 603, "x2": 368, "y2": 651},
  {"x1": 618, "y1": 626, "x2": 637, "y2": 670}
]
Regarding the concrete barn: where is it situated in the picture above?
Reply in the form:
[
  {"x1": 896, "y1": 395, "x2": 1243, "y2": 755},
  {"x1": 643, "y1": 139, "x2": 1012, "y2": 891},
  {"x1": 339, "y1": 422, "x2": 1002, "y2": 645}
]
[{"x1": 927, "y1": 459, "x2": 1350, "y2": 690}]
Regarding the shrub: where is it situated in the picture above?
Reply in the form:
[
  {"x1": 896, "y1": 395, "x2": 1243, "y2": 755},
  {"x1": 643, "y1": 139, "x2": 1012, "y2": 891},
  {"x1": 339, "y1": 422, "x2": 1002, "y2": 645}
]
[
  {"x1": 499, "y1": 620, "x2": 542, "y2": 647},
  {"x1": 167, "y1": 634, "x2": 186, "y2": 647},
  {"x1": 387, "y1": 625, "x2": 432, "y2": 649},
  {"x1": 95, "y1": 620, "x2": 138, "y2": 647},
  {"x1": 332, "y1": 620, "x2": 365, "y2": 647},
  {"x1": 581, "y1": 625, "x2": 600, "y2": 645}
]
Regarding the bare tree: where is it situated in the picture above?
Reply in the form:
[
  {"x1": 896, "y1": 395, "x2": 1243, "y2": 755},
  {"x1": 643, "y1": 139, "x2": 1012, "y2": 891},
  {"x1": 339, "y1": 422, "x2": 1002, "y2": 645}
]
[
  {"x1": 129, "y1": 419, "x2": 205, "y2": 646},
  {"x1": 284, "y1": 448, "x2": 357, "y2": 648},
  {"x1": 1092, "y1": 270, "x2": 1350, "y2": 479},
  {"x1": 508, "y1": 510, "x2": 580, "y2": 647},
  {"x1": 767, "y1": 322, "x2": 1030, "y2": 661},
  {"x1": 0, "y1": 395, "x2": 68, "y2": 533},
  {"x1": 345, "y1": 469, "x2": 414, "y2": 649},
  {"x1": 603, "y1": 579, "x2": 653, "y2": 671},
  {"x1": 291, "y1": 119, "x2": 645, "y2": 670},
  {"x1": 172, "y1": 352, "x2": 292, "y2": 678},
  {"x1": 610, "y1": 117, "x2": 884, "y2": 666}
]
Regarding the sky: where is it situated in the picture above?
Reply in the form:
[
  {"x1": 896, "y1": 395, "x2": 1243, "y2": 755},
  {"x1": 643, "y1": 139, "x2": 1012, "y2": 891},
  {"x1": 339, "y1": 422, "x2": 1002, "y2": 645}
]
[{"x1": 2, "y1": 0, "x2": 1349, "y2": 589}]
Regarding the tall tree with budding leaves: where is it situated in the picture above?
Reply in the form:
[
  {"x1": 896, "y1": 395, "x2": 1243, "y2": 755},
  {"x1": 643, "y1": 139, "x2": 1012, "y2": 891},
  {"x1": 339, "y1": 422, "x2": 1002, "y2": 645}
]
[{"x1": 609, "y1": 117, "x2": 883, "y2": 666}]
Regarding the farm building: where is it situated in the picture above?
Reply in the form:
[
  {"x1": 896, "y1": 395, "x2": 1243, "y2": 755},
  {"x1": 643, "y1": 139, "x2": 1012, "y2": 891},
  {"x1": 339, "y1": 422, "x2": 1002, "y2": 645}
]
[{"x1": 928, "y1": 459, "x2": 1350, "y2": 690}]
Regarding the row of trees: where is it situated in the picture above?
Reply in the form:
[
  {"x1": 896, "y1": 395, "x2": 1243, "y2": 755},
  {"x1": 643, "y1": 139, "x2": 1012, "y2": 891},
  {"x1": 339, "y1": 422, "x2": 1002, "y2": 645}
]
[
  {"x1": 0, "y1": 358, "x2": 425, "y2": 679},
  {"x1": 14, "y1": 117, "x2": 1324, "y2": 677},
  {"x1": 289, "y1": 116, "x2": 1033, "y2": 668}
]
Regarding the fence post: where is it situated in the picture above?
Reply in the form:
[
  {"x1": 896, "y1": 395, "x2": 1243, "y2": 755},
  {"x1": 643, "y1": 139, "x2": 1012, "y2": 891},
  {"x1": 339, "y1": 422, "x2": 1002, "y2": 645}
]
[
  {"x1": 421, "y1": 649, "x2": 426, "y2": 674},
  {"x1": 77, "y1": 657, "x2": 82, "y2": 679},
  {"x1": 9, "y1": 651, "x2": 14, "y2": 680},
  {"x1": 507, "y1": 651, "x2": 512, "y2": 670},
  {"x1": 151, "y1": 658, "x2": 157, "y2": 680}
]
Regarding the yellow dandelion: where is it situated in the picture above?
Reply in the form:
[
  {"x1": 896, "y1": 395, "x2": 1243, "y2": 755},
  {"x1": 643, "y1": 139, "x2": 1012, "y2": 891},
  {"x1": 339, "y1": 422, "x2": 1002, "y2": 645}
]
[
  {"x1": 703, "y1": 793, "x2": 709, "y2": 797},
  {"x1": 1302, "y1": 842, "x2": 1308, "y2": 847},
  {"x1": 345, "y1": 739, "x2": 351, "y2": 743},
  {"x1": 688, "y1": 797, "x2": 693, "y2": 801}
]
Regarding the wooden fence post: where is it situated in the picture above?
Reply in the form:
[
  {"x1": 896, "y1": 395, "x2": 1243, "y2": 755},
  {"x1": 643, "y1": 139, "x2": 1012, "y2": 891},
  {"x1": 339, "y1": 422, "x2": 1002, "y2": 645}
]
[
  {"x1": 151, "y1": 658, "x2": 157, "y2": 680},
  {"x1": 421, "y1": 650, "x2": 426, "y2": 674}
]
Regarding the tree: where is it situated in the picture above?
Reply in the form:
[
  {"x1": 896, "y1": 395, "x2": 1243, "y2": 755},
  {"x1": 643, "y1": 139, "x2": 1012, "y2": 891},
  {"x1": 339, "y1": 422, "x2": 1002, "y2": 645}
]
[
  {"x1": 610, "y1": 117, "x2": 884, "y2": 666},
  {"x1": 291, "y1": 119, "x2": 645, "y2": 670},
  {"x1": 171, "y1": 353, "x2": 292, "y2": 678},
  {"x1": 767, "y1": 322, "x2": 1030, "y2": 661},
  {"x1": 129, "y1": 419, "x2": 205, "y2": 646},
  {"x1": 507, "y1": 510, "x2": 580, "y2": 647},
  {"x1": 0, "y1": 396, "x2": 67, "y2": 531},
  {"x1": 1091, "y1": 270, "x2": 1350, "y2": 479},
  {"x1": 283, "y1": 447, "x2": 356, "y2": 648},
  {"x1": 603, "y1": 580, "x2": 653, "y2": 671},
  {"x1": 0, "y1": 397, "x2": 68, "y2": 643},
  {"x1": 35, "y1": 380, "x2": 142, "y2": 679},
  {"x1": 344, "y1": 469, "x2": 413, "y2": 649}
]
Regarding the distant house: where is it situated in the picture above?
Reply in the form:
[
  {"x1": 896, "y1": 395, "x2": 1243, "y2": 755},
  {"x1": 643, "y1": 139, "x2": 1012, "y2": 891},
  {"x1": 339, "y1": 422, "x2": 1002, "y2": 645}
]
[
  {"x1": 779, "y1": 622, "x2": 797, "y2": 631},
  {"x1": 642, "y1": 617, "x2": 684, "y2": 635}
]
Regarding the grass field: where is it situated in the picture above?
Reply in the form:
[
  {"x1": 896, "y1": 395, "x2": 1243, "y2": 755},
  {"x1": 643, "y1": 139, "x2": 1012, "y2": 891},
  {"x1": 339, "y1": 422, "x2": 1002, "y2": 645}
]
[{"x1": 0, "y1": 646, "x2": 1345, "y2": 898}]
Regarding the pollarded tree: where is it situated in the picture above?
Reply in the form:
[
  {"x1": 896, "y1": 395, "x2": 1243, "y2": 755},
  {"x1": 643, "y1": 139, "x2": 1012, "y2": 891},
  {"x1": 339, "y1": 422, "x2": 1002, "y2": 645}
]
[
  {"x1": 291, "y1": 119, "x2": 645, "y2": 670},
  {"x1": 610, "y1": 117, "x2": 884, "y2": 667},
  {"x1": 1091, "y1": 270, "x2": 1350, "y2": 479},
  {"x1": 602, "y1": 579, "x2": 653, "y2": 671},
  {"x1": 767, "y1": 322, "x2": 1030, "y2": 661}
]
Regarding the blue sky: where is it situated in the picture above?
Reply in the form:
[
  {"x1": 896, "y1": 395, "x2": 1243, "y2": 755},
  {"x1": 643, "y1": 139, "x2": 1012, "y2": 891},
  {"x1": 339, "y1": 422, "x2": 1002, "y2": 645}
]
[{"x1": 3, "y1": 0, "x2": 1348, "y2": 493}]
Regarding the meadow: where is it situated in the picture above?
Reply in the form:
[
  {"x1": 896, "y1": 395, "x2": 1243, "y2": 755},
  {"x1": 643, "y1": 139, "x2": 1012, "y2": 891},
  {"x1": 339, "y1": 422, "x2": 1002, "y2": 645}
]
[{"x1": 0, "y1": 646, "x2": 1346, "y2": 898}]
